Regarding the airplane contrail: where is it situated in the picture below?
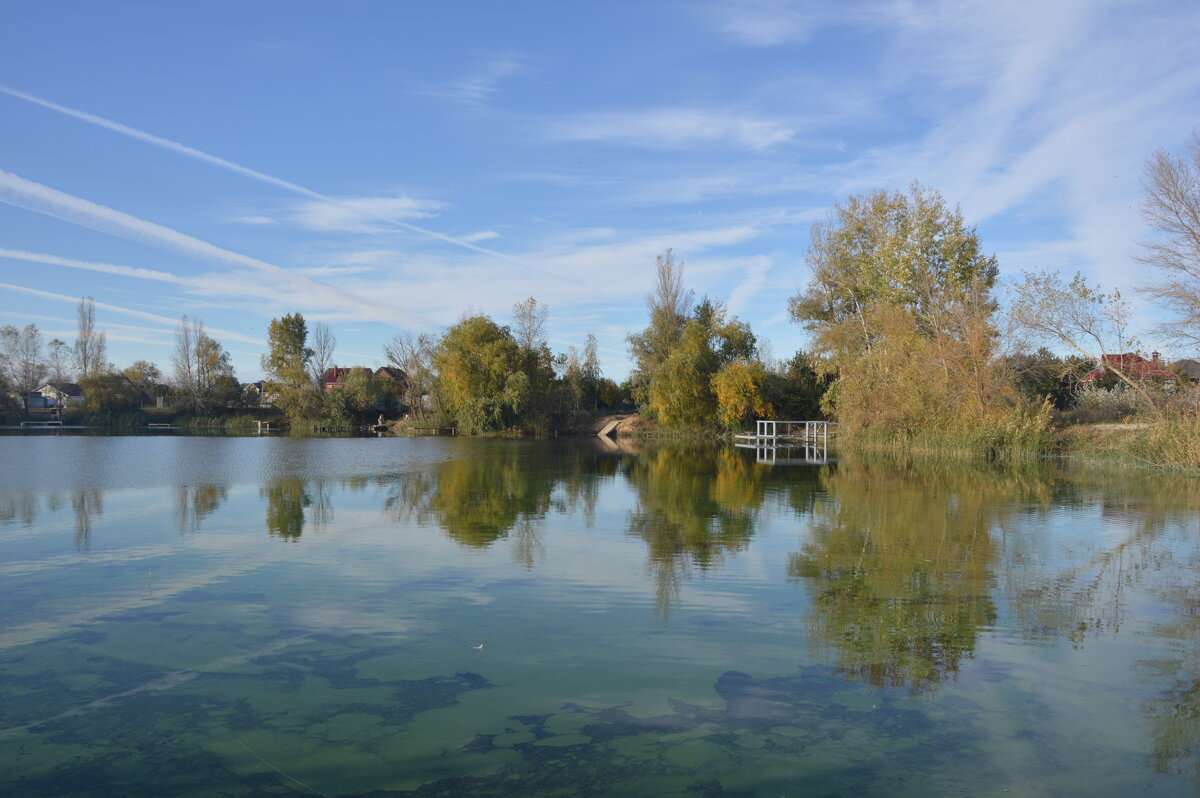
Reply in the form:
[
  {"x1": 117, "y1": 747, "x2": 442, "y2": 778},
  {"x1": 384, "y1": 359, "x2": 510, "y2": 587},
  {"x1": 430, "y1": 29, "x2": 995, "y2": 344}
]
[{"x1": 0, "y1": 84, "x2": 558, "y2": 277}]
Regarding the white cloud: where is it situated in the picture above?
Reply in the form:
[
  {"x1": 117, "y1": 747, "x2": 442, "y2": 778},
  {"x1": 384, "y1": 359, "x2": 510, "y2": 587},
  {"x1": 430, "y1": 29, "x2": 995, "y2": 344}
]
[
  {"x1": 419, "y1": 54, "x2": 521, "y2": 101},
  {"x1": 549, "y1": 109, "x2": 795, "y2": 151},
  {"x1": 700, "y1": 0, "x2": 822, "y2": 47},
  {"x1": 461, "y1": 230, "x2": 500, "y2": 243}
]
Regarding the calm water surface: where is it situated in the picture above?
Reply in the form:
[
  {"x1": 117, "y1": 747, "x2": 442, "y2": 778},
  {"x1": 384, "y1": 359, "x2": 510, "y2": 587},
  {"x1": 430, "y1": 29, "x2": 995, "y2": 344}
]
[{"x1": 1, "y1": 435, "x2": 1197, "y2": 796}]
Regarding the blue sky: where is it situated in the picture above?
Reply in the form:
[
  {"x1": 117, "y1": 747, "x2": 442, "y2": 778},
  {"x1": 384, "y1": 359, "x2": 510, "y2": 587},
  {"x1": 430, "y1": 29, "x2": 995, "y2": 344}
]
[{"x1": 1, "y1": 1, "x2": 1197, "y2": 381}]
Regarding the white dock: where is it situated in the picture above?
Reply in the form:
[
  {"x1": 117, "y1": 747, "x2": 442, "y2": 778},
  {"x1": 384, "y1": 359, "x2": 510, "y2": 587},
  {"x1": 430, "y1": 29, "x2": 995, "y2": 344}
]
[{"x1": 734, "y1": 420, "x2": 833, "y2": 445}]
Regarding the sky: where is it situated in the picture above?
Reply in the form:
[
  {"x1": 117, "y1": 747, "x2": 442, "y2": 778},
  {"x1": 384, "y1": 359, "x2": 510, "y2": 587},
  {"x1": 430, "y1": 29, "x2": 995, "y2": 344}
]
[{"x1": 1, "y1": 0, "x2": 1198, "y2": 382}]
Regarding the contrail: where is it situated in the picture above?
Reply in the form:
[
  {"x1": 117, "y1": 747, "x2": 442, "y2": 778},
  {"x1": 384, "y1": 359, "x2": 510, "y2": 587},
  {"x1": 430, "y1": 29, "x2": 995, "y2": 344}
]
[
  {"x1": 0, "y1": 247, "x2": 193, "y2": 285},
  {"x1": 0, "y1": 83, "x2": 556, "y2": 276},
  {"x1": 0, "y1": 169, "x2": 427, "y2": 327},
  {"x1": 0, "y1": 281, "x2": 265, "y2": 345}
]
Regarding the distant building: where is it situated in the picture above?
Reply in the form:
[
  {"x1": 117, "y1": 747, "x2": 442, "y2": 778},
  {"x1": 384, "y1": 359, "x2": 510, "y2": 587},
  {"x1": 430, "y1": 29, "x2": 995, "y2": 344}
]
[
  {"x1": 34, "y1": 382, "x2": 86, "y2": 407},
  {"x1": 1079, "y1": 353, "x2": 1176, "y2": 384},
  {"x1": 243, "y1": 380, "x2": 276, "y2": 406}
]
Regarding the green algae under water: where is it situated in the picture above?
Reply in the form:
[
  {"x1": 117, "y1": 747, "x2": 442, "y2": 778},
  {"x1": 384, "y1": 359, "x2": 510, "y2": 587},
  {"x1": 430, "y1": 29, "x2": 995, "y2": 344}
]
[{"x1": 1, "y1": 435, "x2": 1198, "y2": 796}]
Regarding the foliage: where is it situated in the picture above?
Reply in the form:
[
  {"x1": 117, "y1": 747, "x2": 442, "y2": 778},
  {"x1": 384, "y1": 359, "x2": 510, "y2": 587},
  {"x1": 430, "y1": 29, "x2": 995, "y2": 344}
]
[
  {"x1": 712, "y1": 359, "x2": 773, "y2": 429},
  {"x1": 627, "y1": 249, "x2": 694, "y2": 409},
  {"x1": 78, "y1": 372, "x2": 142, "y2": 412},
  {"x1": 762, "y1": 351, "x2": 828, "y2": 421},
  {"x1": 1002, "y1": 347, "x2": 1086, "y2": 410},
  {"x1": 434, "y1": 315, "x2": 528, "y2": 434},
  {"x1": 262, "y1": 313, "x2": 314, "y2": 416},
  {"x1": 647, "y1": 298, "x2": 757, "y2": 429},
  {"x1": 790, "y1": 183, "x2": 1045, "y2": 455},
  {"x1": 323, "y1": 367, "x2": 388, "y2": 423},
  {"x1": 171, "y1": 316, "x2": 237, "y2": 413}
]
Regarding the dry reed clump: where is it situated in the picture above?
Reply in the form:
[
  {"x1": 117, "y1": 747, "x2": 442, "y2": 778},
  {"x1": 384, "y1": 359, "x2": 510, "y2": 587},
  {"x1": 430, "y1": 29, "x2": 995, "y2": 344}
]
[{"x1": 1134, "y1": 408, "x2": 1200, "y2": 471}]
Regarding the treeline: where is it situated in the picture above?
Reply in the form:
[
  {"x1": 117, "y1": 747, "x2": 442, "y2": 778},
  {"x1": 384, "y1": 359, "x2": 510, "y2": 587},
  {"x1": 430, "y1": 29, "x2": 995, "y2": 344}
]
[{"x1": 258, "y1": 299, "x2": 625, "y2": 433}]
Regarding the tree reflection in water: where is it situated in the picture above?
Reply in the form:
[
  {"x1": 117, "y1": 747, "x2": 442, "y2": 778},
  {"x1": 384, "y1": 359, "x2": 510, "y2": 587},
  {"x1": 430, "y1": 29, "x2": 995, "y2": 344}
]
[
  {"x1": 788, "y1": 457, "x2": 1040, "y2": 692},
  {"x1": 623, "y1": 445, "x2": 780, "y2": 616},
  {"x1": 174, "y1": 483, "x2": 228, "y2": 534},
  {"x1": 380, "y1": 443, "x2": 608, "y2": 568},
  {"x1": 262, "y1": 479, "x2": 311, "y2": 539}
]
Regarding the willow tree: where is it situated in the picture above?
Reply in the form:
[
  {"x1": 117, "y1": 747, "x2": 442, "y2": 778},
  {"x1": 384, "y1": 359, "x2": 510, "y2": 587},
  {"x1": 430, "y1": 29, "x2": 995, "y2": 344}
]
[
  {"x1": 647, "y1": 299, "x2": 757, "y2": 429},
  {"x1": 434, "y1": 315, "x2": 528, "y2": 433},
  {"x1": 789, "y1": 183, "x2": 1042, "y2": 451}
]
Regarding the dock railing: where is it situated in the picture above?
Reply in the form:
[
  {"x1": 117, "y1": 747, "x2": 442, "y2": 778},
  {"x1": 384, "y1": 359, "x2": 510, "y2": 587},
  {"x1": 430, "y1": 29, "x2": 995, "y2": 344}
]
[{"x1": 736, "y1": 420, "x2": 833, "y2": 445}]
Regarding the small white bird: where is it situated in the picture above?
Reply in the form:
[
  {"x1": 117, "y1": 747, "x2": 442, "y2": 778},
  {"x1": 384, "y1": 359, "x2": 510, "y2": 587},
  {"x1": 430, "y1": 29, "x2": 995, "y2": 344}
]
[{"x1": 472, "y1": 643, "x2": 484, "y2": 650}]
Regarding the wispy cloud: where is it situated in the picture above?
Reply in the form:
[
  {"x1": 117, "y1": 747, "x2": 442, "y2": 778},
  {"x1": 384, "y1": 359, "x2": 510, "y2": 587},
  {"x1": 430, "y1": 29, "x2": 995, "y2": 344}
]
[
  {"x1": 461, "y1": 230, "x2": 499, "y2": 243},
  {"x1": 548, "y1": 109, "x2": 795, "y2": 151},
  {"x1": 699, "y1": 0, "x2": 825, "y2": 47},
  {"x1": 418, "y1": 54, "x2": 521, "y2": 101}
]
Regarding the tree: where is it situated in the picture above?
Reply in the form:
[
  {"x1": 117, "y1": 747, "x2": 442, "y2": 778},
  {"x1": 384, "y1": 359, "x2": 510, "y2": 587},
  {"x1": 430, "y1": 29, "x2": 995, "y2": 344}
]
[
  {"x1": 511, "y1": 297, "x2": 549, "y2": 353},
  {"x1": 789, "y1": 182, "x2": 998, "y2": 362},
  {"x1": 172, "y1": 316, "x2": 236, "y2": 412},
  {"x1": 384, "y1": 332, "x2": 440, "y2": 419},
  {"x1": 73, "y1": 297, "x2": 108, "y2": 379},
  {"x1": 582, "y1": 333, "x2": 602, "y2": 409},
  {"x1": 712, "y1": 360, "x2": 773, "y2": 429},
  {"x1": 434, "y1": 315, "x2": 527, "y2": 433},
  {"x1": 47, "y1": 338, "x2": 72, "y2": 382},
  {"x1": 123, "y1": 360, "x2": 162, "y2": 395},
  {"x1": 0, "y1": 324, "x2": 48, "y2": 409},
  {"x1": 787, "y1": 184, "x2": 1035, "y2": 450},
  {"x1": 627, "y1": 249, "x2": 694, "y2": 408},
  {"x1": 262, "y1": 313, "x2": 313, "y2": 414},
  {"x1": 1138, "y1": 133, "x2": 1200, "y2": 347},
  {"x1": 78, "y1": 372, "x2": 141, "y2": 412},
  {"x1": 1010, "y1": 272, "x2": 1148, "y2": 399},
  {"x1": 325, "y1": 367, "x2": 386, "y2": 422},
  {"x1": 308, "y1": 322, "x2": 336, "y2": 386},
  {"x1": 647, "y1": 299, "x2": 758, "y2": 428}
]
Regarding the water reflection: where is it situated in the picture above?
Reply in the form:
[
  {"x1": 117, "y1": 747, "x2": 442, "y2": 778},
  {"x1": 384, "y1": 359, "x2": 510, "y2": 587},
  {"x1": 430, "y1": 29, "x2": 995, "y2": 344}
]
[
  {"x1": 787, "y1": 457, "x2": 1021, "y2": 691},
  {"x1": 174, "y1": 483, "x2": 228, "y2": 534},
  {"x1": 262, "y1": 479, "x2": 312, "y2": 539},
  {"x1": 624, "y1": 445, "x2": 770, "y2": 614},
  {"x1": 379, "y1": 443, "x2": 608, "y2": 567}
]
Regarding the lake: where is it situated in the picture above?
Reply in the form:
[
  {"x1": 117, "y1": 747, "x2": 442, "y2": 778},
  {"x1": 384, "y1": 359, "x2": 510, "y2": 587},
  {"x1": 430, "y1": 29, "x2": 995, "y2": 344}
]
[{"x1": 1, "y1": 434, "x2": 1197, "y2": 796}]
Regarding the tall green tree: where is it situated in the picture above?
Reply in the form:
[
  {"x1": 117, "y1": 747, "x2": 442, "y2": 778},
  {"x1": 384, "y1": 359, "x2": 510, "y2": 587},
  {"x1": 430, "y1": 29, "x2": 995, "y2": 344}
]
[
  {"x1": 647, "y1": 299, "x2": 757, "y2": 428},
  {"x1": 435, "y1": 315, "x2": 528, "y2": 433},
  {"x1": 788, "y1": 183, "x2": 1038, "y2": 450},
  {"x1": 262, "y1": 313, "x2": 316, "y2": 417}
]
